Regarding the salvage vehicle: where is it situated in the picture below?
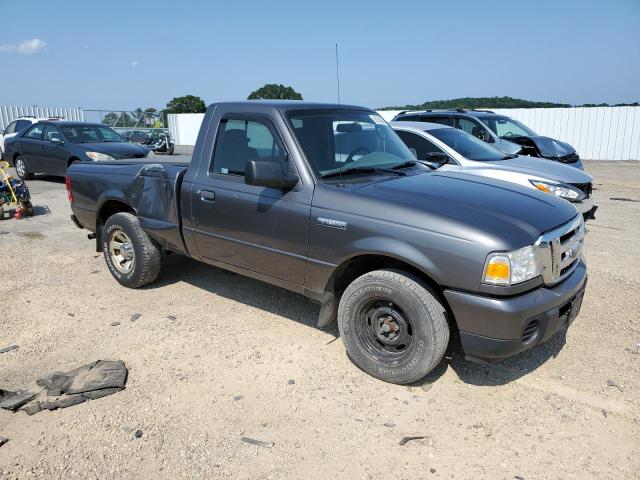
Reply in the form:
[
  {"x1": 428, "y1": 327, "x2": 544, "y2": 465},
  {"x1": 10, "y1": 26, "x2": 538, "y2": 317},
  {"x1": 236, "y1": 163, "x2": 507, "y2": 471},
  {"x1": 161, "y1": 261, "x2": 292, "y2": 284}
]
[
  {"x1": 67, "y1": 102, "x2": 588, "y2": 384},
  {"x1": 0, "y1": 116, "x2": 62, "y2": 160},
  {"x1": 392, "y1": 110, "x2": 584, "y2": 169},
  {"x1": 392, "y1": 121, "x2": 597, "y2": 221},
  {"x1": 5, "y1": 122, "x2": 152, "y2": 180},
  {"x1": 121, "y1": 129, "x2": 175, "y2": 155}
]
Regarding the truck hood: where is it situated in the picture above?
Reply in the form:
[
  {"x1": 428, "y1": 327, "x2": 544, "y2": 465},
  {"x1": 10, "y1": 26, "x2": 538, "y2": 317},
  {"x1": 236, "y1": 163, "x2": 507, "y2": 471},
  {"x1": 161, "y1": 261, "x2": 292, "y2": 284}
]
[
  {"x1": 355, "y1": 171, "x2": 579, "y2": 245},
  {"x1": 470, "y1": 155, "x2": 592, "y2": 184},
  {"x1": 506, "y1": 135, "x2": 576, "y2": 159},
  {"x1": 77, "y1": 142, "x2": 149, "y2": 159}
]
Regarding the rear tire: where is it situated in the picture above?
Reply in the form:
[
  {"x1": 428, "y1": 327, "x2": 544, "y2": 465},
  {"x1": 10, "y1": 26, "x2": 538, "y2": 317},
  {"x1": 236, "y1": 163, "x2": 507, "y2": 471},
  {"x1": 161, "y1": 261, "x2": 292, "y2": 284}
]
[
  {"x1": 103, "y1": 212, "x2": 161, "y2": 288},
  {"x1": 14, "y1": 155, "x2": 34, "y2": 180},
  {"x1": 338, "y1": 269, "x2": 449, "y2": 385}
]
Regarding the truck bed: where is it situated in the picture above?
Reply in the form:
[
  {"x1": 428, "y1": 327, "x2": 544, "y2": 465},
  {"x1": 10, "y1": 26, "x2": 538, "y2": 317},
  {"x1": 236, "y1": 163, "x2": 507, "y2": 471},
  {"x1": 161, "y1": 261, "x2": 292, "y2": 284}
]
[{"x1": 68, "y1": 160, "x2": 190, "y2": 254}]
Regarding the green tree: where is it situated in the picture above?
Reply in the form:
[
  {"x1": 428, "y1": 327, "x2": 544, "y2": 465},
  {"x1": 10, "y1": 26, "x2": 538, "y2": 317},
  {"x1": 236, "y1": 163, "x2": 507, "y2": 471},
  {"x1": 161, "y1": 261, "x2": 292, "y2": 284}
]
[
  {"x1": 247, "y1": 84, "x2": 303, "y2": 100},
  {"x1": 378, "y1": 96, "x2": 572, "y2": 111},
  {"x1": 165, "y1": 95, "x2": 206, "y2": 114}
]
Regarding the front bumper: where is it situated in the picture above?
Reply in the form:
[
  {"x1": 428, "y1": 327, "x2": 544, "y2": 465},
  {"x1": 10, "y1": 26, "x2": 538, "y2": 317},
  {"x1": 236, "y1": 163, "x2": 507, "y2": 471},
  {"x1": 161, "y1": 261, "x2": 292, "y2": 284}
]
[
  {"x1": 443, "y1": 257, "x2": 587, "y2": 362},
  {"x1": 572, "y1": 195, "x2": 598, "y2": 221}
]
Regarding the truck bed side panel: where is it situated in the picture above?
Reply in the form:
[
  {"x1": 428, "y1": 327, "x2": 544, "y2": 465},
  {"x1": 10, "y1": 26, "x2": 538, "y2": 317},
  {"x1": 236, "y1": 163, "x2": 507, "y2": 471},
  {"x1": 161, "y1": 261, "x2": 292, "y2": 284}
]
[{"x1": 68, "y1": 161, "x2": 190, "y2": 254}]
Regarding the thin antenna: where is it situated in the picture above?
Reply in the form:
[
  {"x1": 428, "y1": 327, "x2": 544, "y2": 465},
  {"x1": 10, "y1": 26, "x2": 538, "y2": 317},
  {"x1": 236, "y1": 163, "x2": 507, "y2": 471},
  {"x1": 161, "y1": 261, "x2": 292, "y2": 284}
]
[{"x1": 335, "y1": 43, "x2": 341, "y2": 104}]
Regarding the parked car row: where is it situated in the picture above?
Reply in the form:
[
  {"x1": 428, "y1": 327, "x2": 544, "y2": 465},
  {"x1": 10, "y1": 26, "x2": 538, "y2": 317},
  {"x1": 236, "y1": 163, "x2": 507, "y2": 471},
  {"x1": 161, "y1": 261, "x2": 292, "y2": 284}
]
[{"x1": 66, "y1": 101, "x2": 589, "y2": 385}]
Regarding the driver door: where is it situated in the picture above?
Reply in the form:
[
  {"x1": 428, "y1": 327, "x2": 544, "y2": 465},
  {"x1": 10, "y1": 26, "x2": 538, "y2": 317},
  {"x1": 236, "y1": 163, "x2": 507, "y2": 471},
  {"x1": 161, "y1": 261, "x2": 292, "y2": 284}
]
[{"x1": 190, "y1": 115, "x2": 310, "y2": 286}]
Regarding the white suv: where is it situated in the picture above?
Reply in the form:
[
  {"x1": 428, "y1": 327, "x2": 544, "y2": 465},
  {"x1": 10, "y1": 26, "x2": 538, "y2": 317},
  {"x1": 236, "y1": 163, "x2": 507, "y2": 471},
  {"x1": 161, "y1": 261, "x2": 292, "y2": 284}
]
[{"x1": 0, "y1": 117, "x2": 62, "y2": 159}]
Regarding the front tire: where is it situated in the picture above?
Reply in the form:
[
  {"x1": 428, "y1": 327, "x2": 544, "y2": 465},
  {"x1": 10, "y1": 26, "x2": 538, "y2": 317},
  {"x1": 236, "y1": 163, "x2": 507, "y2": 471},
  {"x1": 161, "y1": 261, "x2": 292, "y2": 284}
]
[
  {"x1": 14, "y1": 155, "x2": 34, "y2": 180},
  {"x1": 338, "y1": 269, "x2": 449, "y2": 384},
  {"x1": 103, "y1": 212, "x2": 161, "y2": 288}
]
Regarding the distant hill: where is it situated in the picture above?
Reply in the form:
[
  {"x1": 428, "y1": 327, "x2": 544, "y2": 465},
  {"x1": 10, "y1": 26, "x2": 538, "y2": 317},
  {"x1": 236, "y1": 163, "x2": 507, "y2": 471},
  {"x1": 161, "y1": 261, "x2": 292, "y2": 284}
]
[{"x1": 378, "y1": 96, "x2": 640, "y2": 111}]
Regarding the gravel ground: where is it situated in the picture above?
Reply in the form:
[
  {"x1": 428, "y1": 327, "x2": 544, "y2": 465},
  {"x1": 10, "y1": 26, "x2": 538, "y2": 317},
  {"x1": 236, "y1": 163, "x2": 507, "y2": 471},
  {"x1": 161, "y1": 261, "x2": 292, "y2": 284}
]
[{"x1": 0, "y1": 161, "x2": 638, "y2": 479}]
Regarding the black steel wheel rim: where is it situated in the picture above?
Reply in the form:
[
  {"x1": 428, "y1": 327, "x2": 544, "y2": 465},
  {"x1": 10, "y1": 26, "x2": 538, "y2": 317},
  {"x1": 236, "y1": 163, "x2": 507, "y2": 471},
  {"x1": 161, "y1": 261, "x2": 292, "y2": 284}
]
[{"x1": 354, "y1": 297, "x2": 414, "y2": 361}]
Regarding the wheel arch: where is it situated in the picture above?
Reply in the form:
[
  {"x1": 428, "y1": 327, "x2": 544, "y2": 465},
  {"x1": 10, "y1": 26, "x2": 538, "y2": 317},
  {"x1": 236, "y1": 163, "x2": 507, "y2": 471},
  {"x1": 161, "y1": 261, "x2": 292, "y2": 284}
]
[{"x1": 95, "y1": 198, "x2": 136, "y2": 251}]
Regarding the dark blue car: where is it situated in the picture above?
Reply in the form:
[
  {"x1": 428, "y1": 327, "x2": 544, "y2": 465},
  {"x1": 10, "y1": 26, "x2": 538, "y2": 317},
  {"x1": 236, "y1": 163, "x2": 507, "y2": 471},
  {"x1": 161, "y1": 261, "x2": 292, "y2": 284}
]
[{"x1": 4, "y1": 121, "x2": 151, "y2": 179}]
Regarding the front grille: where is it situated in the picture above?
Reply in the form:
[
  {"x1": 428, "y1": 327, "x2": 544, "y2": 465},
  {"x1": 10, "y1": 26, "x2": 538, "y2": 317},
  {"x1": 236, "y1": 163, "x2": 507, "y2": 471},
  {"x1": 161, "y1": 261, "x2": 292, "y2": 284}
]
[
  {"x1": 558, "y1": 153, "x2": 580, "y2": 163},
  {"x1": 572, "y1": 182, "x2": 592, "y2": 198},
  {"x1": 536, "y1": 215, "x2": 585, "y2": 286},
  {"x1": 521, "y1": 320, "x2": 539, "y2": 343}
]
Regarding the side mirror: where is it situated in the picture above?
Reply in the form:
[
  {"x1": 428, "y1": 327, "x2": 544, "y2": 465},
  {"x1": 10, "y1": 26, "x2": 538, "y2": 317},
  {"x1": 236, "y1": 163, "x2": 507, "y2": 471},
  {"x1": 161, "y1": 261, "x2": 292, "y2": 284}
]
[
  {"x1": 423, "y1": 152, "x2": 449, "y2": 164},
  {"x1": 50, "y1": 136, "x2": 63, "y2": 144},
  {"x1": 245, "y1": 160, "x2": 299, "y2": 190}
]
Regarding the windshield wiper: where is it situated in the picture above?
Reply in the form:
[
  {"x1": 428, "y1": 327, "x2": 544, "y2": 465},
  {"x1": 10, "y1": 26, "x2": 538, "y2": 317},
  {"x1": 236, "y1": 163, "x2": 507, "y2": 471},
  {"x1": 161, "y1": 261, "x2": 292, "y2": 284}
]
[
  {"x1": 502, "y1": 154, "x2": 519, "y2": 159},
  {"x1": 322, "y1": 166, "x2": 405, "y2": 179}
]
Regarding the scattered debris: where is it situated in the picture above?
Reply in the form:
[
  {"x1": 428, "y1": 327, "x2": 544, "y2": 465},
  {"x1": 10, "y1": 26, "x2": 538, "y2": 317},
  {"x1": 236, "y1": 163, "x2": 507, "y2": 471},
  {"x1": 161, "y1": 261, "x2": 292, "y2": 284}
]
[
  {"x1": 166, "y1": 315, "x2": 176, "y2": 321},
  {"x1": 0, "y1": 345, "x2": 18, "y2": 354},
  {"x1": 0, "y1": 231, "x2": 9, "y2": 235},
  {"x1": 607, "y1": 379, "x2": 623, "y2": 391},
  {"x1": 383, "y1": 422, "x2": 396, "y2": 428},
  {"x1": 610, "y1": 197, "x2": 639, "y2": 202},
  {"x1": 67, "y1": 312, "x2": 75, "y2": 317},
  {"x1": 430, "y1": 468, "x2": 436, "y2": 474},
  {"x1": 233, "y1": 395, "x2": 244, "y2": 401},
  {"x1": 130, "y1": 313, "x2": 142, "y2": 322},
  {"x1": 515, "y1": 476, "x2": 525, "y2": 480},
  {"x1": 0, "y1": 436, "x2": 8, "y2": 448},
  {"x1": 399, "y1": 436, "x2": 426, "y2": 446},
  {"x1": 110, "y1": 322, "x2": 121, "y2": 327},
  {"x1": 325, "y1": 337, "x2": 339, "y2": 345},
  {"x1": 602, "y1": 409, "x2": 608, "y2": 418},
  {"x1": 134, "y1": 429, "x2": 143, "y2": 439},
  {"x1": 287, "y1": 379, "x2": 295, "y2": 385},
  {"x1": 241, "y1": 436, "x2": 274, "y2": 448},
  {"x1": 0, "y1": 360, "x2": 127, "y2": 415},
  {"x1": 421, "y1": 383, "x2": 433, "y2": 392}
]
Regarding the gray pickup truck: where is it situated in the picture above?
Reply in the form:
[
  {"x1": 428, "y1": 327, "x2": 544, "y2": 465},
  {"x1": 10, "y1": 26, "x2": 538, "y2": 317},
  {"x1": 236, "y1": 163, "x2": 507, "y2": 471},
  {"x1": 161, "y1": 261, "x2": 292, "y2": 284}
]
[{"x1": 67, "y1": 101, "x2": 587, "y2": 384}]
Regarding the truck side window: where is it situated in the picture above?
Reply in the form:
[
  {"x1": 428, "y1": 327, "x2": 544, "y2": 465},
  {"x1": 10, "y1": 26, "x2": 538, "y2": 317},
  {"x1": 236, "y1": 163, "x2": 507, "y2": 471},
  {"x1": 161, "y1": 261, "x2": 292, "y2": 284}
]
[
  {"x1": 395, "y1": 131, "x2": 444, "y2": 160},
  {"x1": 211, "y1": 118, "x2": 284, "y2": 176}
]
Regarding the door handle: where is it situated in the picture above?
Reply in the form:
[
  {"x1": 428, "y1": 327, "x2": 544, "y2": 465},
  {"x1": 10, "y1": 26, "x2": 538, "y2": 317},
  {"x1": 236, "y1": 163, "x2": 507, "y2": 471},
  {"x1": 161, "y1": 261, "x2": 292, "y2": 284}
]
[{"x1": 199, "y1": 190, "x2": 216, "y2": 202}]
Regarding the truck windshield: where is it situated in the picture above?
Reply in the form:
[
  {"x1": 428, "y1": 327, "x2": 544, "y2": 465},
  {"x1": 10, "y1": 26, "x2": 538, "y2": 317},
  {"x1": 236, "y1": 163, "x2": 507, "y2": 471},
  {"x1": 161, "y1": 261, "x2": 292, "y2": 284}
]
[
  {"x1": 429, "y1": 128, "x2": 508, "y2": 161},
  {"x1": 288, "y1": 110, "x2": 415, "y2": 178},
  {"x1": 481, "y1": 116, "x2": 537, "y2": 138},
  {"x1": 60, "y1": 125, "x2": 124, "y2": 143}
]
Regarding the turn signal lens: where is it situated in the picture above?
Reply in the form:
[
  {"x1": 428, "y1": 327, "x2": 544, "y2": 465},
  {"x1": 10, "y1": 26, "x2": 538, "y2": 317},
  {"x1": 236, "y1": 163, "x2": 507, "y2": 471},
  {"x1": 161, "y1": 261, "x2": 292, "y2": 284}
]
[
  {"x1": 534, "y1": 183, "x2": 550, "y2": 193},
  {"x1": 483, "y1": 255, "x2": 510, "y2": 285}
]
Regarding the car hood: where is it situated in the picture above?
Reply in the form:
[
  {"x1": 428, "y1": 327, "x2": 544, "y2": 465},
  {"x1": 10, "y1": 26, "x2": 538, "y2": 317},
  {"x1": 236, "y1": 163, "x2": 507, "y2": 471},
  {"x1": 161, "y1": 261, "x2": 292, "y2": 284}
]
[
  {"x1": 507, "y1": 135, "x2": 576, "y2": 158},
  {"x1": 76, "y1": 142, "x2": 149, "y2": 159},
  {"x1": 468, "y1": 155, "x2": 592, "y2": 184},
  {"x1": 354, "y1": 171, "x2": 579, "y2": 246}
]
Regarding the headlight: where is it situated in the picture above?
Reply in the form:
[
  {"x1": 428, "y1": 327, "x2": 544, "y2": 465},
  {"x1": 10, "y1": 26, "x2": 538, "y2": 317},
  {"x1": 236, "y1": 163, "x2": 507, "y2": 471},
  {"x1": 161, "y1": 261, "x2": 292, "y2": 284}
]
[
  {"x1": 86, "y1": 152, "x2": 115, "y2": 161},
  {"x1": 483, "y1": 245, "x2": 540, "y2": 286},
  {"x1": 530, "y1": 180, "x2": 581, "y2": 200},
  {"x1": 147, "y1": 150, "x2": 155, "y2": 158}
]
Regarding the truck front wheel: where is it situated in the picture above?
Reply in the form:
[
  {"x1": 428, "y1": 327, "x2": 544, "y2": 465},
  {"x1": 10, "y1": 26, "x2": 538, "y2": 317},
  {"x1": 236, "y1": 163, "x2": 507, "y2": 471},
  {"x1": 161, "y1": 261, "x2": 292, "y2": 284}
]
[
  {"x1": 338, "y1": 269, "x2": 449, "y2": 384},
  {"x1": 103, "y1": 212, "x2": 161, "y2": 288}
]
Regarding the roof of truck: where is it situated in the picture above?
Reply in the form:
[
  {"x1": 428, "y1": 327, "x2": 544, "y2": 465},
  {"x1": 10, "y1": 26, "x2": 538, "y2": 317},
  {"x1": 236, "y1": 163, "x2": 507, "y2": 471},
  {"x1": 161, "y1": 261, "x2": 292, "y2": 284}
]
[{"x1": 210, "y1": 100, "x2": 374, "y2": 112}]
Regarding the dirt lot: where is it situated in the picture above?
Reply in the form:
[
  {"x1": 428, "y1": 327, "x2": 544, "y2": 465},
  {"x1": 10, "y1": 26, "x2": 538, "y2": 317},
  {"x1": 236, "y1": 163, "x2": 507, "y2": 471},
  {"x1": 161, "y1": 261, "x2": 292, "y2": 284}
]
[{"x1": 1, "y1": 161, "x2": 639, "y2": 479}]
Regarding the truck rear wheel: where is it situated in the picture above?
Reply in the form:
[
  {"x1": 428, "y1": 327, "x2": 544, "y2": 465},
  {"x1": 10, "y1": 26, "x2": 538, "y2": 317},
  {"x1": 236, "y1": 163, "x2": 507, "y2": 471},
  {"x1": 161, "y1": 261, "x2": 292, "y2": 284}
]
[
  {"x1": 103, "y1": 212, "x2": 161, "y2": 288},
  {"x1": 338, "y1": 269, "x2": 449, "y2": 384}
]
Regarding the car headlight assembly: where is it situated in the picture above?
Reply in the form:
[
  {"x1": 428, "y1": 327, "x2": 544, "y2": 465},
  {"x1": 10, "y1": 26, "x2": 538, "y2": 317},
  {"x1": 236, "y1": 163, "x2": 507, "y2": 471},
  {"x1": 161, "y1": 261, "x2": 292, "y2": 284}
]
[
  {"x1": 483, "y1": 245, "x2": 540, "y2": 286},
  {"x1": 530, "y1": 180, "x2": 581, "y2": 200},
  {"x1": 86, "y1": 152, "x2": 115, "y2": 161}
]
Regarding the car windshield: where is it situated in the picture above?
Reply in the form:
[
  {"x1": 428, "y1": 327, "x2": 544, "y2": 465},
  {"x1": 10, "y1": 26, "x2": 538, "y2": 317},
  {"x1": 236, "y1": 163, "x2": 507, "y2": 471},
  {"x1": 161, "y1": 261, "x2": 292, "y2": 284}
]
[
  {"x1": 60, "y1": 125, "x2": 124, "y2": 143},
  {"x1": 482, "y1": 116, "x2": 537, "y2": 138},
  {"x1": 288, "y1": 110, "x2": 415, "y2": 178},
  {"x1": 429, "y1": 128, "x2": 508, "y2": 161}
]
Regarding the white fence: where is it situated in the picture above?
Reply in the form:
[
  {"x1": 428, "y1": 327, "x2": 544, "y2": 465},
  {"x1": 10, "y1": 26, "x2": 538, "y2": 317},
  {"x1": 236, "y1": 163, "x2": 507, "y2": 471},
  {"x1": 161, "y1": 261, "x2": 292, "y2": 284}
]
[
  {"x1": 379, "y1": 106, "x2": 640, "y2": 161},
  {"x1": 168, "y1": 107, "x2": 640, "y2": 160},
  {"x1": 168, "y1": 113, "x2": 205, "y2": 146},
  {"x1": 0, "y1": 105, "x2": 84, "y2": 130}
]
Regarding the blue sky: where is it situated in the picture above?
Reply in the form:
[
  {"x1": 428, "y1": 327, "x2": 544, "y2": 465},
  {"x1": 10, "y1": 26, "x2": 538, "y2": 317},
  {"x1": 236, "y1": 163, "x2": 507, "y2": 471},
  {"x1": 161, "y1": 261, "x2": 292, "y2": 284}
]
[{"x1": 0, "y1": 0, "x2": 638, "y2": 110}]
